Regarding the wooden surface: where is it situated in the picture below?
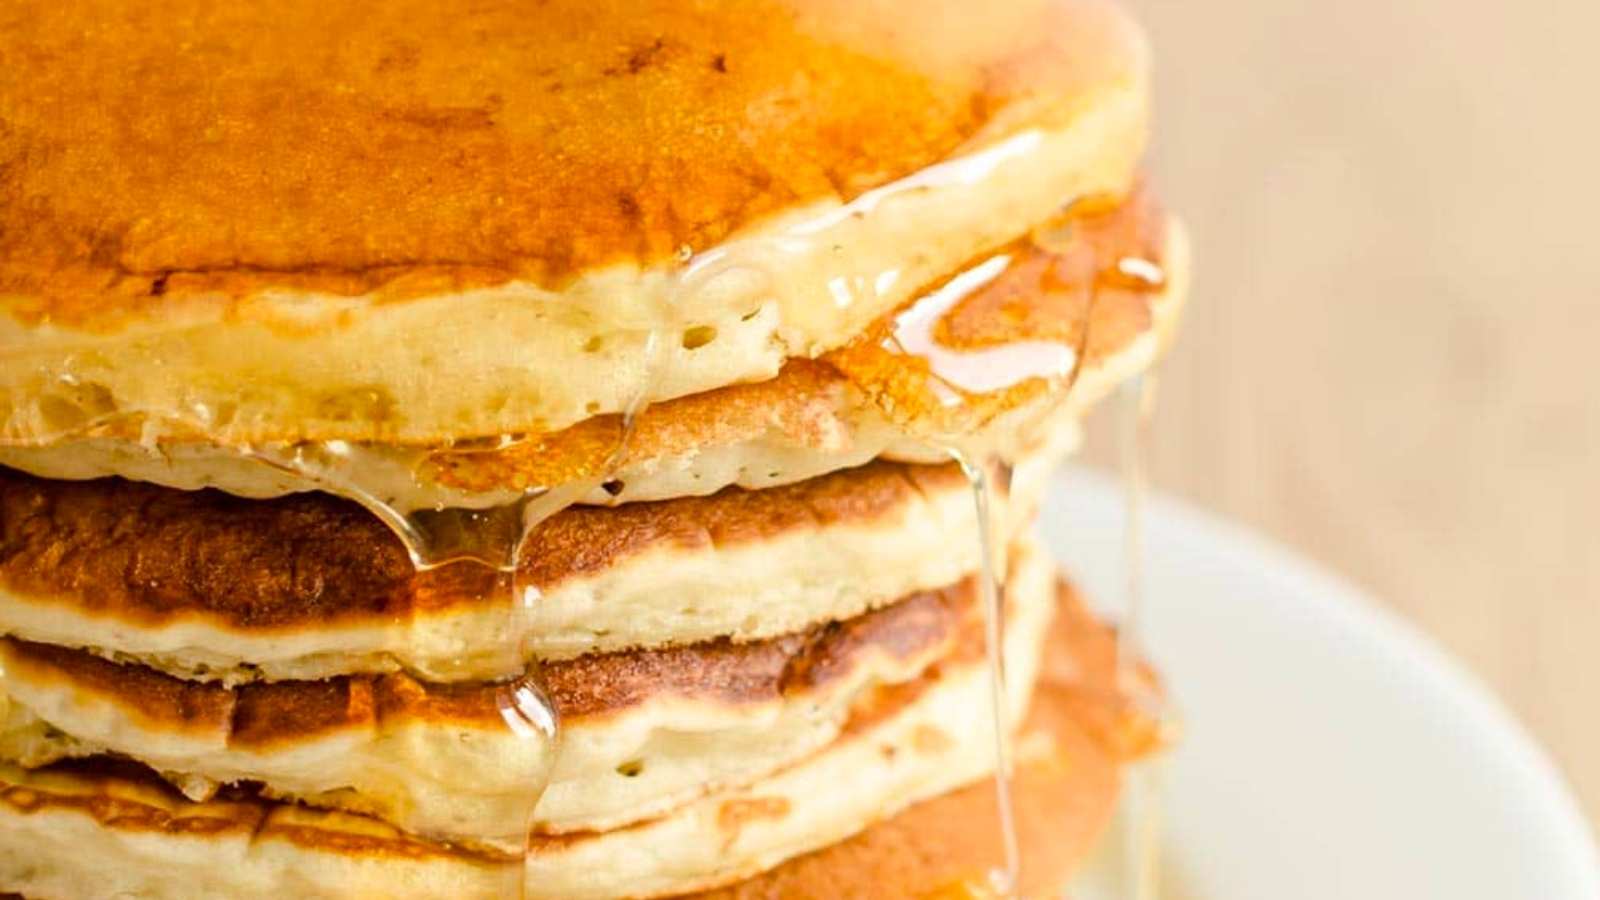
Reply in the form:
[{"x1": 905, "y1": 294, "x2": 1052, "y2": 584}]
[{"x1": 1085, "y1": 0, "x2": 1600, "y2": 826}]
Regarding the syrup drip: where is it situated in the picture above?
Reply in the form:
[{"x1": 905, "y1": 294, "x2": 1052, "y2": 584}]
[
  {"x1": 224, "y1": 226, "x2": 1161, "y2": 899},
  {"x1": 237, "y1": 332, "x2": 674, "y2": 895},
  {"x1": 244, "y1": 450, "x2": 564, "y2": 892},
  {"x1": 825, "y1": 188, "x2": 1169, "y2": 899},
  {"x1": 1117, "y1": 374, "x2": 1154, "y2": 695},
  {"x1": 949, "y1": 448, "x2": 1021, "y2": 897},
  {"x1": 1118, "y1": 372, "x2": 1168, "y2": 900}
]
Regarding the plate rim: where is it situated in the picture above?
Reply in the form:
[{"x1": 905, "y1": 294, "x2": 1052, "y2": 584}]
[{"x1": 1049, "y1": 466, "x2": 1600, "y2": 893}]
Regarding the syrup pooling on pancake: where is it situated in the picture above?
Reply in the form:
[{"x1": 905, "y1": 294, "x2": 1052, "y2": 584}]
[
  {"x1": 824, "y1": 178, "x2": 1166, "y2": 440},
  {"x1": 1, "y1": 0, "x2": 1144, "y2": 318}
]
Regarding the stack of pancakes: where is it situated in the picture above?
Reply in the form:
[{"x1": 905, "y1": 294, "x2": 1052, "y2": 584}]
[{"x1": 0, "y1": 0, "x2": 1186, "y2": 896}]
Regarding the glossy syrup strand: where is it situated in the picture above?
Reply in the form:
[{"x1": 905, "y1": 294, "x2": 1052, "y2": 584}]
[
  {"x1": 245, "y1": 441, "x2": 539, "y2": 572},
  {"x1": 242, "y1": 449, "x2": 562, "y2": 898},
  {"x1": 507, "y1": 587, "x2": 558, "y2": 899},
  {"x1": 949, "y1": 448, "x2": 1021, "y2": 898},
  {"x1": 244, "y1": 459, "x2": 587, "y2": 894},
  {"x1": 1118, "y1": 374, "x2": 1153, "y2": 684},
  {"x1": 1119, "y1": 372, "x2": 1163, "y2": 900},
  {"x1": 508, "y1": 328, "x2": 669, "y2": 896}
]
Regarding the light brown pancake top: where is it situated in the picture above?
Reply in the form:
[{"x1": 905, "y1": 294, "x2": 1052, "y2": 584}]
[
  {"x1": 422, "y1": 358, "x2": 862, "y2": 494},
  {"x1": 1, "y1": 0, "x2": 1140, "y2": 323},
  {"x1": 0, "y1": 460, "x2": 970, "y2": 633},
  {"x1": 0, "y1": 576, "x2": 974, "y2": 744}
]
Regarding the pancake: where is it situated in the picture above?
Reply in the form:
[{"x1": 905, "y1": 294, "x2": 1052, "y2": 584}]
[
  {"x1": 0, "y1": 1, "x2": 1184, "y2": 896},
  {"x1": 0, "y1": 195, "x2": 1187, "y2": 519},
  {"x1": 0, "y1": 0, "x2": 1150, "y2": 447},
  {"x1": 0, "y1": 548, "x2": 1053, "y2": 846},
  {"x1": 0, "y1": 454, "x2": 1053, "y2": 683},
  {"x1": 0, "y1": 578, "x2": 1145, "y2": 900}
]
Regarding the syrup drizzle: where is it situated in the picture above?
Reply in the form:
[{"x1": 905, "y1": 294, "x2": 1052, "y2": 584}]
[
  {"x1": 182, "y1": 178, "x2": 1159, "y2": 896},
  {"x1": 1117, "y1": 374, "x2": 1154, "y2": 695},
  {"x1": 0, "y1": 65, "x2": 1182, "y2": 898},
  {"x1": 831, "y1": 188, "x2": 1168, "y2": 898},
  {"x1": 246, "y1": 449, "x2": 565, "y2": 894},
  {"x1": 949, "y1": 448, "x2": 1021, "y2": 897},
  {"x1": 221, "y1": 204, "x2": 1164, "y2": 897},
  {"x1": 1118, "y1": 372, "x2": 1166, "y2": 900},
  {"x1": 236, "y1": 335, "x2": 673, "y2": 894}
]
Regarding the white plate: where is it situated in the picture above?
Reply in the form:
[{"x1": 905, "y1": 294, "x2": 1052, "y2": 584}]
[{"x1": 1039, "y1": 467, "x2": 1599, "y2": 900}]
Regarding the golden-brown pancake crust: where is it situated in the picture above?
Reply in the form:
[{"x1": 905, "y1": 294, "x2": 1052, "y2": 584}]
[
  {"x1": 0, "y1": 460, "x2": 968, "y2": 632},
  {"x1": 1, "y1": 0, "x2": 1137, "y2": 321},
  {"x1": 0, "y1": 756, "x2": 513, "y2": 866},
  {"x1": 0, "y1": 576, "x2": 974, "y2": 741},
  {"x1": 0, "y1": 581, "x2": 1158, "y2": 897}
]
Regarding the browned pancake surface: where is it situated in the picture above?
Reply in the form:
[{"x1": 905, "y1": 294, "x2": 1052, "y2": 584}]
[
  {"x1": 0, "y1": 581, "x2": 1157, "y2": 895},
  {"x1": 0, "y1": 0, "x2": 1137, "y2": 322},
  {"x1": 0, "y1": 577, "x2": 975, "y2": 743},
  {"x1": 0, "y1": 460, "x2": 968, "y2": 632}
]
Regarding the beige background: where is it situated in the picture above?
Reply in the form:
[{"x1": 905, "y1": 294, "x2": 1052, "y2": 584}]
[{"x1": 1084, "y1": 0, "x2": 1600, "y2": 826}]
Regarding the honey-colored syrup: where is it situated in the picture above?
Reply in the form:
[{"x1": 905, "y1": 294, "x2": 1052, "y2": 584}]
[
  {"x1": 245, "y1": 446, "x2": 565, "y2": 894},
  {"x1": 1113, "y1": 372, "x2": 1181, "y2": 900},
  {"x1": 237, "y1": 337, "x2": 676, "y2": 896},
  {"x1": 0, "y1": 9, "x2": 1171, "y2": 888},
  {"x1": 828, "y1": 184, "x2": 1167, "y2": 897},
  {"x1": 826, "y1": 180, "x2": 1166, "y2": 438},
  {"x1": 950, "y1": 447, "x2": 1022, "y2": 896}
]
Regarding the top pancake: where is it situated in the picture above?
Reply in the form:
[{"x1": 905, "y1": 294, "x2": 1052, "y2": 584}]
[{"x1": 0, "y1": 0, "x2": 1150, "y2": 445}]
